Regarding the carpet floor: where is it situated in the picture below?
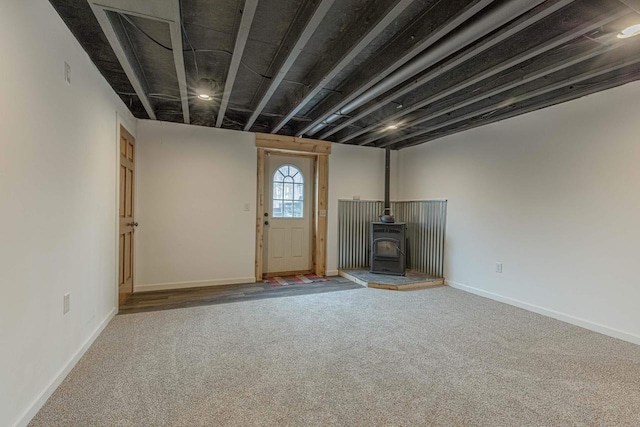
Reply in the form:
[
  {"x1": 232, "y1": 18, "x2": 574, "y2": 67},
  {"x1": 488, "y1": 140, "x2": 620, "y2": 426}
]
[{"x1": 31, "y1": 287, "x2": 640, "y2": 426}]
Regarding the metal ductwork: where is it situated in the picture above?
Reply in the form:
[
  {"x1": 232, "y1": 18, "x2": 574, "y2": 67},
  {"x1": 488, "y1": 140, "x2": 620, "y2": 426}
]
[{"x1": 306, "y1": 0, "x2": 546, "y2": 136}]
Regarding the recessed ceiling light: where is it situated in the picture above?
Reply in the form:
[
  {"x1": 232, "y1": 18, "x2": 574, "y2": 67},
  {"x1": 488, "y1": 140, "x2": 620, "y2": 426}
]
[
  {"x1": 385, "y1": 124, "x2": 399, "y2": 130},
  {"x1": 196, "y1": 78, "x2": 215, "y2": 101},
  {"x1": 617, "y1": 24, "x2": 640, "y2": 39}
]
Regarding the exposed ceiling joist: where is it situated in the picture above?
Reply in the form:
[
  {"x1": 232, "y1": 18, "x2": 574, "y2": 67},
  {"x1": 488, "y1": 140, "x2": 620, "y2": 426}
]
[
  {"x1": 56, "y1": 0, "x2": 640, "y2": 149},
  {"x1": 359, "y1": 42, "x2": 621, "y2": 146},
  {"x1": 394, "y1": 70, "x2": 640, "y2": 149},
  {"x1": 243, "y1": 0, "x2": 337, "y2": 131},
  {"x1": 89, "y1": 2, "x2": 155, "y2": 119},
  {"x1": 303, "y1": 0, "x2": 552, "y2": 138},
  {"x1": 297, "y1": 0, "x2": 497, "y2": 137},
  {"x1": 88, "y1": 0, "x2": 190, "y2": 123},
  {"x1": 327, "y1": 0, "x2": 577, "y2": 142},
  {"x1": 216, "y1": 0, "x2": 259, "y2": 128},
  {"x1": 618, "y1": 0, "x2": 640, "y2": 13},
  {"x1": 380, "y1": 55, "x2": 640, "y2": 148},
  {"x1": 269, "y1": 0, "x2": 415, "y2": 134},
  {"x1": 355, "y1": 10, "x2": 632, "y2": 146}
]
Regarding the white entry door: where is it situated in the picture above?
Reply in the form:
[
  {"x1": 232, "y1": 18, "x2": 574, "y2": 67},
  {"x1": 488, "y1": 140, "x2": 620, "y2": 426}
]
[{"x1": 264, "y1": 154, "x2": 313, "y2": 274}]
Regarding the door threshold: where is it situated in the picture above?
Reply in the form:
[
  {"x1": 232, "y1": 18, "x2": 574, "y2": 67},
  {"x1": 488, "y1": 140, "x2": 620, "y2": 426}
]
[{"x1": 263, "y1": 270, "x2": 313, "y2": 279}]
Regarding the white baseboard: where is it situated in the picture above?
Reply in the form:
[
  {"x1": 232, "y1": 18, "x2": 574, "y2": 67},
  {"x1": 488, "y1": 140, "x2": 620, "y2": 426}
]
[
  {"x1": 13, "y1": 307, "x2": 117, "y2": 427},
  {"x1": 134, "y1": 276, "x2": 256, "y2": 293},
  {"x1": 325, "y1": 270, "x2": 339, "y2": 277},
  {"x1": 446, "y1": 280, "x2": 640, "y2": 346}
]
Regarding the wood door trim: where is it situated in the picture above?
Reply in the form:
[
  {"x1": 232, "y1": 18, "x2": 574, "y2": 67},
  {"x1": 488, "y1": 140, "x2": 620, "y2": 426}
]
[
  {"x1": 315, "y1": 154, "x2": 328, "y2": 277},
  {"x1": 255, "y1": 135, "x2": 329, "y2": 281},
  {"x1": 255, "y1": 133, "x2": 331, "y2": 154},
  {"x1": 255, "y1": 148, "x2": 265, "y2": 281}
]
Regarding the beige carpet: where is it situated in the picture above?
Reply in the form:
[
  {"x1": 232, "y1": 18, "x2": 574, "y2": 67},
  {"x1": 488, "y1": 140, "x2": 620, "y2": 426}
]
[{"x1": 30, "y1": 286, "x2": 640, "y2": 426}]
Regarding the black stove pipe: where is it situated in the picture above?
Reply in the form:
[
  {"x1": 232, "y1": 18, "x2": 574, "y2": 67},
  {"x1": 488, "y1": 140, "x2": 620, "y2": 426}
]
[
  {"x1": 381, "y1": 148, "x2": 394, "y2": 223},
  {"x1": 385, "y1": 148, "x2": 390, "y2": 212}
]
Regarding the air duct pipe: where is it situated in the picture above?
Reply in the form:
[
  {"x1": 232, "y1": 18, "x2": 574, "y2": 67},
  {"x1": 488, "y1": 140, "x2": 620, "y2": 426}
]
[{"x1": 305, "y1": 0, "x2": 545, "y2": 136}]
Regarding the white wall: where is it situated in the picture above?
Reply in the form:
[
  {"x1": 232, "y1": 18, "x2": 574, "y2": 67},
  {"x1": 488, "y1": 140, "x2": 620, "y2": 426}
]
[
  {"x1": 136, "y1": 122, "x2": 391, "y2": 283},
  {"x1": 398, "y1": 81, "x2": 640, "y2": 344},
  {"x1": 136, "y1": 121, "x2": 257, "y2": 290},
  {"x1": 0, "y1": 1, "x2": 137, "y2": 426}
]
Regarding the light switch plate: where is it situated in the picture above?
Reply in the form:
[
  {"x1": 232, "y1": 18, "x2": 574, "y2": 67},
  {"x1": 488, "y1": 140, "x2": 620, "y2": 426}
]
[
  {"x1": 64, "y1": 62, "x2": 71, "y2": 85},
  {"x1": 63, "y1": 293, "x2": 71, "y2": 314}
]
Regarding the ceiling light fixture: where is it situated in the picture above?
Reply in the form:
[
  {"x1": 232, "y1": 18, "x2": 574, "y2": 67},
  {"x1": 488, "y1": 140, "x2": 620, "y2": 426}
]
[
  {"x1": 196, "y1": 78, "x2": 215, "y2": 101},
  {"x1": 385, "y1": 124, "x2": 399, "y2": 130},
  {"x1": 617, "y1": 24, "x2": 640, "y2": 39}
]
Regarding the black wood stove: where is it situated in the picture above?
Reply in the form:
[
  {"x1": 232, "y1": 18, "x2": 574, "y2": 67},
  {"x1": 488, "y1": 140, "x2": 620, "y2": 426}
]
[{"x1": 370, "y1": 222, "x2": 406, "y2": 276}]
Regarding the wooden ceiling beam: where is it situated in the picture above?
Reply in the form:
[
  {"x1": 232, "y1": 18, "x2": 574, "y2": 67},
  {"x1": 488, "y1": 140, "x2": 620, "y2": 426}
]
[
  {"x1": 243, "y1": 0, "x2": 337, "y2": 132},
  {"x1": 618, "y1": 0, "x2": 640, "y2": 14},
  {"x1": 216, "y1": 0, "x2": 259, "y2": 128},
  {"x1": 269, "y1": 0, "x2": 415, "y2": 134},
  {"x1": 393, "y1": 70, "x2": 640, "y2": 150},
  {"x1": 383, "y1": 55, "x2": 640, "y2": 148},
  {"x1": 329, "y1": 0, "x2": 577, "y2": 142},
  {"x1": 357, "y1": 9, "x2": 632, "y2": 147}
]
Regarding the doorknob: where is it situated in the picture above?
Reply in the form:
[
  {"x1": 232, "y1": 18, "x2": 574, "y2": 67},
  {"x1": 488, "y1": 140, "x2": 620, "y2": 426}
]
[
  {"x1": 127, "y1": 222, "x2": 139, "y2": 227},
  {"x1": 264, "y1": 221, "x2": 269, "y2": 226}
]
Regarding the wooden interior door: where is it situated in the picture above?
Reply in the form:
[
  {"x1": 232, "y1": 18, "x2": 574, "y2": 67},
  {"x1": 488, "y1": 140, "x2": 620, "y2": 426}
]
[
  {"x1": 264, "y1": 154, "x2": 313, "y2": 275},
  {"x1": 119, "y1": 126, "x2": 136, "y2": 305}
]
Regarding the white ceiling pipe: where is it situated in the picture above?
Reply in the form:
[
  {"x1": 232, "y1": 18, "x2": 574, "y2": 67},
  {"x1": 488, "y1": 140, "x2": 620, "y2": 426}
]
[{"x1": 304, "y1": 0, "x2": 546, "y2": 137}]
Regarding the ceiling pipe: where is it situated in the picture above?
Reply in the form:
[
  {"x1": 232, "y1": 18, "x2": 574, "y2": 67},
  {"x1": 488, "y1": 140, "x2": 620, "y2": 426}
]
[{"x1": 303, "y1": 0, "x2": 546, "y2": 137}]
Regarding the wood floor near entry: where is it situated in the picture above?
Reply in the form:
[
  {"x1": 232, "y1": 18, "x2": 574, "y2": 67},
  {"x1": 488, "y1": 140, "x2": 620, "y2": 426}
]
[{"x1": 118, "y1": 277, "x2": 362, "y2": 315}]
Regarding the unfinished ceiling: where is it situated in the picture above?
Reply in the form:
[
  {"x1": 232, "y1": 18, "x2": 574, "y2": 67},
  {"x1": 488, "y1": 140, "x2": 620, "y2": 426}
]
[{"x1": 50, "y1": 0, "x2": 640, "y2": 149}]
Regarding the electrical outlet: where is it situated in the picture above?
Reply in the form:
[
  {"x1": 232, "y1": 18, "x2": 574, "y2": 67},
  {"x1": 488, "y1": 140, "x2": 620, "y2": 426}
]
[
  {"x1": 64, "y1": 62, "x2": 71, "y2": 85},
  {"x1": 495, "y1": 262, "x2": 503, "y2": 274},
  {"x1": 63, "y1": 293, "x2": 71, "y2": 314},
  {"x1": 243, "y1": 203, "x2": 250, "y2": 212}
]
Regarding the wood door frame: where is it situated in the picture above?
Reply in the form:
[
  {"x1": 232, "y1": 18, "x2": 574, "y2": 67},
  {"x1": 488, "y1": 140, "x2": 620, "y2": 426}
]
[{"x1": 255, "y1": 133, "x2": 330, "y2": 281}]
